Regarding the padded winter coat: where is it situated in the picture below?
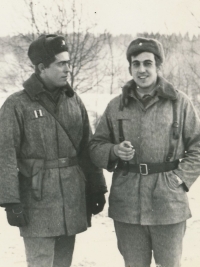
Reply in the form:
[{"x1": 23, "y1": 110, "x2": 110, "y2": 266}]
[
  {"x1": 89, "y1": 77, "x2": 200, "y2": 225},
  {"x1": 0, "y1": 74, "x2": 107, "y2": 237}
]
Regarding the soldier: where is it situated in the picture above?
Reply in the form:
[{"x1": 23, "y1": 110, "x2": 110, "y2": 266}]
[
  {"x1": 89, "y1": 37, "x2": 200, "y2": 267},
  {"x1": 0, "y1": 34, "x2": 107, "y2": 267}
]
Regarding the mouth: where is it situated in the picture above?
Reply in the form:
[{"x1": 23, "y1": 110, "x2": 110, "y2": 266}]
[{"x1": 138, "y1": 76, "x2": 148, "y2": 79}]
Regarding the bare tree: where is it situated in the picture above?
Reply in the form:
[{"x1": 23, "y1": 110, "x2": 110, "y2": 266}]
[{"x1": 0, "y1": 0, "x2": 108, "y2": 94}]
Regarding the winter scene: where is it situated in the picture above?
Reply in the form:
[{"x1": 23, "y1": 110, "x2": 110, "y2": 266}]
[{"x1": 1, "y1": 0, "x2": 200, "y2": 266}]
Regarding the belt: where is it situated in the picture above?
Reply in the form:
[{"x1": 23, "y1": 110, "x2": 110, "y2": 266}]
[
  {"x1": 44, "y1": 157, "x2": 78, "y2": 169},
  {"x1": 117, "y1": 160, "x2": 179, "y2": 176}
]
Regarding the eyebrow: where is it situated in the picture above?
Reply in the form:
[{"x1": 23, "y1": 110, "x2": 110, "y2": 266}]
[
  {"x1": 131, "y1": 59, "x2": 153, "y2": 63},
  {"x1": 56, "y1": 60, "x2": 70, "y2": 64}
]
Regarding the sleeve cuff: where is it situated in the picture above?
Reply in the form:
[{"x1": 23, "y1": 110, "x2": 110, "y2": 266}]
[{"x1": 109, "y1": 145, "x2": 118, "y2": 161}]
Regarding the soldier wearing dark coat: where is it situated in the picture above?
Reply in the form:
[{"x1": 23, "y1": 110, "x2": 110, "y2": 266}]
[
  {"x1": 89, "y1": 37, "x2": 200, "y2": 267},
  {"x1": 0, "y1": 34, "x2": 107, "y2": 267}
]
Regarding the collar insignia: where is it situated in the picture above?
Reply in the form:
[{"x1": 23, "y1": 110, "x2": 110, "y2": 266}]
[{"x1": 34, "y1": 109, "x2": 43, "y2": 118}]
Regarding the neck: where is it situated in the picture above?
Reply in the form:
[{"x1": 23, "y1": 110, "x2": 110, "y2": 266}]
[
  {"x1": 136, "y1": 86, "x2": 156, "y2": 96},
  {"x1": 45, "y1": 84, "x2": 57, "y2": 92},
  {"x1": 136, "y1": 81, "x2": 157, "y2": 95},
  {"x1": 39, "y1": 76, "x2": 57, "y2": 92}
]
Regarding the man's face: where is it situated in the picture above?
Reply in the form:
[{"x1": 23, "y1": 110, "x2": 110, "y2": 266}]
[
  {"x1": 42, "y1": 51, "x2": 71, "y2": 89},
  {"x1": 130, "y1": 52, "x2": 158, "y2": 91}
]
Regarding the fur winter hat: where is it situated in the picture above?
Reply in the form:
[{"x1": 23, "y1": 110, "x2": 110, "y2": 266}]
[
  {"x1": 28, "y1": 34, "x2": 68, "y2": 65},
  {"x1": 126, "y1": 37, "x2": 165, "y2": 63}
]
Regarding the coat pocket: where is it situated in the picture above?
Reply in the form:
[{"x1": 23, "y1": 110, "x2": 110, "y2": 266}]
[
  {"x1": 31, "y1": 160, "x2": 45, "y2": 201},
  {"x1": 153, "y1": 172, "x2": 185, "y2": 202},
  {"x1": 165, "y1": 170, "x2": 182, "y2": 190},
  {"x1": 17, "y1": 159, "x2": 45, "y2": 201}
]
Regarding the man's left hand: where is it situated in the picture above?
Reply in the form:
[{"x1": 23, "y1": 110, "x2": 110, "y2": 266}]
[{"x1": 91, "y1": 193, "x2": 106, "y2": 215}]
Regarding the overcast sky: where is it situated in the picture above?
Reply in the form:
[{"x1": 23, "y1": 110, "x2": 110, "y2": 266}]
[{"x1": 1, "y1": 0, "x2": 200, "y2": 37}]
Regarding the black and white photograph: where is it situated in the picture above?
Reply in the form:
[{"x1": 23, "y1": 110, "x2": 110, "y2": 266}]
[{"x1": 0, "y1": 0, "x2": 200, "y2": 266}]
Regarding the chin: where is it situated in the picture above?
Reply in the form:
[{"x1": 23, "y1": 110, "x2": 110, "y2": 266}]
[
  {"x1": 138, "y1": 83, "x2": 150, "y2": 89},
  {"x1": 59, "y1": 82, "x2": 68, "y2": 87},
  {"x1": 140, "y1": 81, "x2": 154, "y2": 88}
]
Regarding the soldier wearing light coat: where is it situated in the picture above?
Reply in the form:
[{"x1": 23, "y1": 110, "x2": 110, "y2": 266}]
[
  {"x1": 0, "y1": 34, "x2": 107, "y2": 267},
  {"x1": 89, "y1": 37, "x2": 200, "y2": 267}
]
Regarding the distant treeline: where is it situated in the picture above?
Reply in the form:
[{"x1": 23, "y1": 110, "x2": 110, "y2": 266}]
[{"x1": 0, "y1": 32, "x2": 200, "y2": 112}]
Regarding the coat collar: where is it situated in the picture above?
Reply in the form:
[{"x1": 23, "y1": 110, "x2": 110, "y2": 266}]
[
  {"x1": 156, "y1": 76, "x2": 178, "y2": 100},
  {"x1": 127, "y1": 76, "x2": 178, "y2": 101},
  {"x1": 23, "y1": 73, "x2": 46, "y2": 100},
  {"x1": 23, "y1": 73, "x2": 74, "y2": 100}
]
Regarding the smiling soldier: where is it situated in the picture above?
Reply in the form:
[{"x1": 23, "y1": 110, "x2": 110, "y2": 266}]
[
  {"x1": 89, "y1": 37, "x2": 200, "y2": 267},
  {"x1": 0, "y1": 34, "x2": 107, "y2": 267}
]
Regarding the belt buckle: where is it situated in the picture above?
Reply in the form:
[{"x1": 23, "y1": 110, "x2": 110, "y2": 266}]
[
  {"x1": 58, "y1": 158, "x2": 68, "y2": 167},
  {"x1": 139, "y1": 164, "x2": 148, "y2": 175}
]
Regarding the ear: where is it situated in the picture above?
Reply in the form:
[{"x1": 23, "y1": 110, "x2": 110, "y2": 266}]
[
  {"x1": 38, "y1": 63, "x2": 45, "y2": 73},
  {"x1": 156, "y1": 64, "x2": 163, "y2": 76}
]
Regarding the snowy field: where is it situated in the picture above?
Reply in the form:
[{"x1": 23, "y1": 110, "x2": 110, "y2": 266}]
[{"x1": 0, "y1": 92, "x2": 200, "y2": 267}]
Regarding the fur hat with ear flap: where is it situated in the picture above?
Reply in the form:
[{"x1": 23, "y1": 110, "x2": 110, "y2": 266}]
[
  {"x1": 28, "y1": 34, "x2": 69, "y2": 66},
  {"x1": 126, "y1": 37, "x2": 165, "y2": 64}
]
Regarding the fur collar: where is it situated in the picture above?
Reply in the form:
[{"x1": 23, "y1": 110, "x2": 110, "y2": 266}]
[
  {"x1": 126, "y1": 76, "x2": 178, "y2": 101},
  {"x1": 23, "y1": 73, "x2": 74, "y2": 100}
]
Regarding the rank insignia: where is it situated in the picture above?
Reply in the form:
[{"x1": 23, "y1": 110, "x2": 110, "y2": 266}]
[{"x1": 34, "y1": 109, "x2": 43, "y2": 118}]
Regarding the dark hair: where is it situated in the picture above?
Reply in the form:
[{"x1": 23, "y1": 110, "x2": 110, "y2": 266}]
[
  {"x1": 154, "y1": 55, "x2": 162, "y2": 68},
  {"x1": 129, "y1": 51, "x2": 162, "y2": 68},
  {"x1": 34, "y1": 56, "x2": 56, "y2": 74}
]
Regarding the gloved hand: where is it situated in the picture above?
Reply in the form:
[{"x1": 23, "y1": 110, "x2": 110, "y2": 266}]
[
  {"x1": 120, "y1": 79, "x2": 136, "y2": 110},
  {"x1": 5, "y1": 203, "x2": 29, "y2": 227},
  {"x1": 91, "y1": 193, "x2": 106, "y2": 215}
]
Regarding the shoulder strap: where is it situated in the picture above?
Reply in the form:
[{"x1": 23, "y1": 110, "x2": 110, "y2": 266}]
[
  {"x1": 118, "y1": 119, "x2": 129, "y2": 175},
  {"x1": 166, "y1": 100, "x2": 180, "y2": 161},
  {"x1": 118, "y1": 119, "x2": 124, "y2": 143},
  {"x1": 172, "y1": 100, "x2": 180, "y2": 139},
  {"x1": 37, "y1": 98, "x2": 79, "y2": 153}
]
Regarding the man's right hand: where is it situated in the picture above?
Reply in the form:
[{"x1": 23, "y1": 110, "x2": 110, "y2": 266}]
[
  {"x1": 113, "y1": 141, "x2": 135, "y2": 161},
  {"x1": 5, "y1": 203, "x2": 28, "y2": 227}
]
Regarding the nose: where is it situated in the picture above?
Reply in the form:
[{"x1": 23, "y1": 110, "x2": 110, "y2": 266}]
[
  {"x1": 138, "y1": 63, "x2": 145, "y2": 73},
  {"x1": 64, "y1": 63, "x2": 71, "y2": 73}
]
